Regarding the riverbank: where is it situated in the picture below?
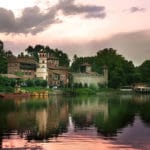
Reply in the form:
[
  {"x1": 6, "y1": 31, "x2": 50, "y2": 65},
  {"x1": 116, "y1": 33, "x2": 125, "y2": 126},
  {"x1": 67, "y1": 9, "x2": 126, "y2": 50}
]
[
  {"x1": 63, "y1": 87, "x2": 122, "y2": 96},
  {"x1": 0, "y1": 86, "x2": 147, "y2": 98}
]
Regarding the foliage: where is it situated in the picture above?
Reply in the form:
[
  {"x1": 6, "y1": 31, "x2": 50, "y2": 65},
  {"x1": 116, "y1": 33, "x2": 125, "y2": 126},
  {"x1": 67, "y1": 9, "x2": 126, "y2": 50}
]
[
  {"x1": 21, "y1": 87, "x2": 52, "y2": 92},
  {"x1": 138, "y1": 60, "x2": 150, "y2": 83},
  {"x1": 0, "y1": 40, "x2": 15, "y2": 73},
  {"x1": 0, "y1": 76, "x2": 16, "y2": 87},
  {"x1": 75, "y1": 88, "x2": 96, "y2": 95},
  {"x1": 0, "y1": 76, "x2": 15, "y2": 92},
  {"x1": 71, "y1": 48, "x2": 136, "y2": 88},
  {"x1": 25, "y1": 45, "x2": 70, "y2": 67},
  {"x1": 24, "y1": 78, "x2": 47, "y2": 87},
  {"x1": 70, "y1": 54, "x2": 95, "y2": 72},
  {"x1": 0, "y1": 43, "x2": 7, "y2": 73},
  {"x1": 25, "y1": 79, "x2": 35, "y2": 87},
  {"x1": 0, "y1": 85, "x2": 14, "y2": 93}
]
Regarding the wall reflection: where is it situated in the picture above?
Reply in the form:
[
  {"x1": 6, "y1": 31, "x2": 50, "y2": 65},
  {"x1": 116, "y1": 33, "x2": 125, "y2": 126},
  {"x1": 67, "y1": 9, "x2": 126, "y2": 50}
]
[{"x1": 0, "y1": 94, "x2": 150, "y2": 149}]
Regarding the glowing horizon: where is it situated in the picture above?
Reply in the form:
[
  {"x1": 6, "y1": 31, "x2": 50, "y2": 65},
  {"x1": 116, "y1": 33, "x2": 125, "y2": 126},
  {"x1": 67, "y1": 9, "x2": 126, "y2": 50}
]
[{"x1": 0, "y1": 0, "x2": 150, "y2": 65}]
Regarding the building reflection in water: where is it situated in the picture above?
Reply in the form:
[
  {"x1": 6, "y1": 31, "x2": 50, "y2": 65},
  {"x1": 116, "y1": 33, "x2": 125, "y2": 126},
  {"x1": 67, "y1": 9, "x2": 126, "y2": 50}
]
[{"x1": 0, "y1": 94, "x2": 150, "y2": 149}]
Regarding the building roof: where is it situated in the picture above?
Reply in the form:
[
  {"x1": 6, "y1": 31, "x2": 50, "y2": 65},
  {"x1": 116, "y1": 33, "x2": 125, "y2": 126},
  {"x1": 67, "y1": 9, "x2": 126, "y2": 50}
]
[
  {"x1": 8, "y1": 56, "x2": 37, "y2": 65},
  {"x1": 50, "y1": 70, "x2": 67, "y2": 75}
]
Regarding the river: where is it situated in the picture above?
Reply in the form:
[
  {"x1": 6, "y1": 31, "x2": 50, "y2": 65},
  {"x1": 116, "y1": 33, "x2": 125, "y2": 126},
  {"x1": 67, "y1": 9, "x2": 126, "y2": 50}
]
[{"x1": 0, "y1": 94, "x2": 150, "y2": 150}]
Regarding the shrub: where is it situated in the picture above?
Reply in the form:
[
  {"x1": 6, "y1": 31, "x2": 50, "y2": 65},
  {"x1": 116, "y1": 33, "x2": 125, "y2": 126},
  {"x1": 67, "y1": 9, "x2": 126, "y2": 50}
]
[
  {"x1": 34, "y1": 78, "x2": 41, "y2": 86},
  {"x1": 89, "y1": 84, "x2": 98, "y2": 91},
  {"x1": 78, "y1": 83, "x2": 83, "y2": 88},
  {"x1": 41, "y1": 80, "x2": 47, "y2": 87},
  {"x1": 84, "y1": 83, "x2": 88, "y2": 88},
  {"x1": 26, "y1": 79, "x2": 34, "y2": 87}
]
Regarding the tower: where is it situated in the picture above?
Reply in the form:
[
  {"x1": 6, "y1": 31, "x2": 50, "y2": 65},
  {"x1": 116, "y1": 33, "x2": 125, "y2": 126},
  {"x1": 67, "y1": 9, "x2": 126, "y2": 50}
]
[{"x1": 36, "y1": 49, "x2": 48, "y2": 80}]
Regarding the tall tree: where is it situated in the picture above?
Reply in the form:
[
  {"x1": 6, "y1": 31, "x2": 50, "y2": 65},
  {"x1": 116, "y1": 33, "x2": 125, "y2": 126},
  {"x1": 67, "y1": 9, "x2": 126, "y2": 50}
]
[
  {"x1": 25, "y1": 45, "x2": 70, "y2": 66},
  {"x1": 138, "y1": 60, "x2": 150, "y2": 83},
  {"x1": 0, "y1": 41, "x2": 7, "y2": 73},
  {"x1": 70, "y1": 48, "x2": 136, "y2": 88}
]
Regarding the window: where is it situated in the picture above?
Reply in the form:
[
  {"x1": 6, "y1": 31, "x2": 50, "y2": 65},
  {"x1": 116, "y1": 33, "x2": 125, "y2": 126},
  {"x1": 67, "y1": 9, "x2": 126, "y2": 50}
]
[{"x1": 53, "y1": 74, "x2": 60, "y2": 80}]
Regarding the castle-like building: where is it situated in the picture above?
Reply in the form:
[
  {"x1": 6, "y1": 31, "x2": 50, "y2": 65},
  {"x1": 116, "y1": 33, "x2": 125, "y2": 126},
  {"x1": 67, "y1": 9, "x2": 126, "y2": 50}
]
[
  {"x1": 7, "y1": 50, "x2": 108, "y2": 88},
  {"x1": 72, "y1": 63, "x2": 108, "y2": 88},
  {"x1": 36, "y1": 50, "x2": 68, "y2": 87},
  {"x1": 7, "y1": 50, "x2": 68, "y2": 87},
  {"x1": 7, "y1": 56, "x2": 37, "y2": 79}
]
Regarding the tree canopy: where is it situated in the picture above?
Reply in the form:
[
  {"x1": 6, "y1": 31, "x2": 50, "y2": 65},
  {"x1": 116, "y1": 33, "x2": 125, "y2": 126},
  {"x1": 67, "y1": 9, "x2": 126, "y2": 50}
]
[
  {"x1": 0, "y1": 40, "x2": 149, "y2": 88},
  {"x1": 138, "y1": 60, "x2": 150, "y2": 83},
  {"x1": 25, "y1": 45, "x2": 70, "y2": 67},
  {"x1": 0, "y1": 41, "x2": 14, "y2": 73},
  {"x1": 70, "y1": 48, "x2": 136, "y2": 88}
]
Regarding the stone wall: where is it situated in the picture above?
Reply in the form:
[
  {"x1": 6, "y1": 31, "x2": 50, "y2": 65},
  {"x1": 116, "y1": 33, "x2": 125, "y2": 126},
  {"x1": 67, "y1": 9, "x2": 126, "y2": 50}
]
[
  {"x1": 36, "y1": 68, "x2": 48, "y2": 80},
  {"x1": 72, "y1": 73, "x2": 107, "y2": 87}
]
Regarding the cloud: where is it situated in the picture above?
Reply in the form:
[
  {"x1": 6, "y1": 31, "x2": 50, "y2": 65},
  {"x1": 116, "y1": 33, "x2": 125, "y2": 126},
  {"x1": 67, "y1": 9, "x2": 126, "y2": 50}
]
[
  {"x1": 0, "y1": 6, "x2": 60, "y2": 35},
  {"x1": 51, "y1": 30, "x2": 150, "y2": 66},
  {"x1": 57, "y1": 0, "x2": 106, "y2": 18},
  {"x1": 0, "y1": 0, "x2": 106, "y2": 35},
  {"x1": 130, "y1": 7, "x2": 145, "y2": 13},
  {"x1": 4, "y1": 29, "x2": 150, "y2": 66}
]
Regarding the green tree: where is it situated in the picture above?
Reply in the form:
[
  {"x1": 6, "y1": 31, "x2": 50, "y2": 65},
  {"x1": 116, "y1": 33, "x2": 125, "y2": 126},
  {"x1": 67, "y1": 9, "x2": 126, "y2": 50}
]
[
  {"x1": 0, "y1": 41, "x2": 7, "y2": 73},
  {"x1": 25, "y1": 45, "x2": 70, "y2": 66},
  {"x1": 138, "y1": 60, "x2": 150, "y2": 83},
  {"x1": 70, "y1": 48, "x2": 136, "y2": 88}
]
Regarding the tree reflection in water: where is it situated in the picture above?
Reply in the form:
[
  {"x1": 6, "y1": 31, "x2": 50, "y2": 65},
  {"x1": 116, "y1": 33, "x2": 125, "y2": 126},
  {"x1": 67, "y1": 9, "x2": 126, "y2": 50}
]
[{"x1": 0, "y1": 94, "x2": 150, "y2": 149}]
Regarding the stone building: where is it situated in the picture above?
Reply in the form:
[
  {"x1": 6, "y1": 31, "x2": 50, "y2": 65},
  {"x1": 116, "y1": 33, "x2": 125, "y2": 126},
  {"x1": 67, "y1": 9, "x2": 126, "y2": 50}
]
[
  {"x1": 7, "y1": 56, "x2": 37, "y2": 79},
  {"x1": 36, "y1": 50, "x2": 69, "y2": 87},
  {"x1": 72, "y1": 63, "x2": 108, "y2": 88},
  {"x1": 48, "y1": 66, "x2": 68, "y2": 87},
  {"x1": 36, "y1": 51, "x2": 48, "y2": 80}
]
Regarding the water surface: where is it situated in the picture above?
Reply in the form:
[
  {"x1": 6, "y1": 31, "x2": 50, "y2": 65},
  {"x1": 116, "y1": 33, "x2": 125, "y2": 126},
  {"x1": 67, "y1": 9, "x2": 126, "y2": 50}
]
[{"x1": 0, "y1": 94, "x2": 150, "y2": 150}]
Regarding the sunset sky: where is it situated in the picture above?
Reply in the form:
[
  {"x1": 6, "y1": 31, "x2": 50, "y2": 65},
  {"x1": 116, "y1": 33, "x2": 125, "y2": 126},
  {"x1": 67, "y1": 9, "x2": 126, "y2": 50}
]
[{"x1": 0, "y1": 0, "x2": 150, "y2": 65}]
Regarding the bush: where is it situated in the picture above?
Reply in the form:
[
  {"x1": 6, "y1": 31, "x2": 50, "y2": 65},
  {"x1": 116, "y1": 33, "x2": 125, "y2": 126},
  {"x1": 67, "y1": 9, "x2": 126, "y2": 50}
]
[
  {"x1": 78, "y1": 83, "x2": 83, "y2": 88},
  {"x1": 84, "y1": 83, "x2": 88, "y2": 88},
  {"x1": 76, "y1": 88, "x2": 96, "y2": 95},
  {"x1": 0, "y1": 76, "x2": 17, "y2": 87},
  {"x1": 89, "y1": 84, "x2": 98, "y2": 91},
  {"x1": 34, "y1": 79, "x2": 41, "y2": 86},
  {"x1": 41, "y1": 80, "x2": 47, "y2": 87},
  {"x1": 98, "y1": 83, "x2": 106, "y2": 89},
  {"x1": 0, "y1": 86, "x2": 14, "y2": 93},
  {"x1": 26, "y1": 79, "x2": 34, "y2": 87},
  {"x1": 73, "y1": 83, "x2": 79, "y2": 88}
]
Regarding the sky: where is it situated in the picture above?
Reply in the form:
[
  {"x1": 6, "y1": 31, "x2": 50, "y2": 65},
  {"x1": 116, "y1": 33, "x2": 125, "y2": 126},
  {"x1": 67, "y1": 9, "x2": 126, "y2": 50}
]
[{"x1": 0, "y1": 0, "x2": 150, "y2": 66}]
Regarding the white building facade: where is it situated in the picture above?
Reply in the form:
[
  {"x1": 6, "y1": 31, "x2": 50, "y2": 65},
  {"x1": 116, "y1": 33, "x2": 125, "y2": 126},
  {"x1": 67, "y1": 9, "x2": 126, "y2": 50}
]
[{"x1": 36, "y1": 50, "x2": 48, "y2": 80}]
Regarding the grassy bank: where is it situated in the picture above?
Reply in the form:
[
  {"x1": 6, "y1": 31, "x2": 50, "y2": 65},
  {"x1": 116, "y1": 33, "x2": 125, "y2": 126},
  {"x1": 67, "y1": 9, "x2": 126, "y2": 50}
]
[
  {"x1": 63, "y1": 87, "x2": 118, "y2": 95},
  {"x1": 21, "y1": 87, "x2": 50, "y2": 92},
  {"x1": 0, "y1": 85, "x2": 122, "y2": 96}
]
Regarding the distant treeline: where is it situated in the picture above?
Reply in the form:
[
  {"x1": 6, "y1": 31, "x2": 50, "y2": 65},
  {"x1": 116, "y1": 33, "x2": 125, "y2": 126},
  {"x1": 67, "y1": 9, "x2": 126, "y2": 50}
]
[{"x1": 0, "y1": 40, "x2": 150, "y2": 88}]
